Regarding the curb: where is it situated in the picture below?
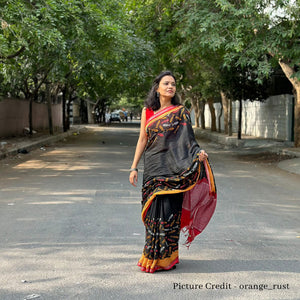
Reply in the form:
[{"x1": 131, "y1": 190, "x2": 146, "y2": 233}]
[
  {"x1": 0, "y1": 126, "x2": 87, "y2": 160},
  {"x1": 194, "y1": 128, "x2": 300, "y2": 158}
]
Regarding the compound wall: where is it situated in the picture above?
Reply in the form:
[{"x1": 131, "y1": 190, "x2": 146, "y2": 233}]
[
  {"x1": 0, "y1": 98, "x2": 63, "y2": 137},
  {"x1": 200, "y1": 94, "x2": 294, "y2": 141}
]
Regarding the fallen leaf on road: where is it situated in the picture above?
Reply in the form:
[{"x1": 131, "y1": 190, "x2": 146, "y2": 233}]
[{"x1": 24, "y1": 294, "x2": 41, "y2": 300}]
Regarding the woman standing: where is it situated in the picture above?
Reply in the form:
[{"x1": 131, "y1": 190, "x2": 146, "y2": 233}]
[{"x1": 129, "y1": 71, "x2": 217, "y2": 273}]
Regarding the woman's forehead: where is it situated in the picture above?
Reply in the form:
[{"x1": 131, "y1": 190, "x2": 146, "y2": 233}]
[{"x1": 160, "y1": 75, "x2": 175, "y2": 82}]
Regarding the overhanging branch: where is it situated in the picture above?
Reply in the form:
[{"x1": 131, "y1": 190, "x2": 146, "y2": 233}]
[{"x1": 0, "y1": 45, "x2": 26, "y2": 59}]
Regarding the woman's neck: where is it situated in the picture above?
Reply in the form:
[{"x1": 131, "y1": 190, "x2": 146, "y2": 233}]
[{"x1": 159, "y1": 97, "x2": 172, "y2": 109}]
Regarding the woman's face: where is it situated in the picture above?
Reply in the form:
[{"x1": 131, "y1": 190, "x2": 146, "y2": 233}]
[{"x1": 156, "y1": 75, "x2": 176, "y2": 99}]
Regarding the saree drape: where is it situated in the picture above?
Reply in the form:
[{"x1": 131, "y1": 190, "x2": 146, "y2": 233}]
[{"x1": 137, "y1": 105, "x2": 217, "y2": 273}]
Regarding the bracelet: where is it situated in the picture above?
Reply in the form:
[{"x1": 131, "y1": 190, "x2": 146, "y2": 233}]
[{"x1": 129, "y1": 168, "x2": 138, "y2": 172}]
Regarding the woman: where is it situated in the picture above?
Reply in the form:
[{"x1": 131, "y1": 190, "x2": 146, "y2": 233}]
[{"x1": 129, "y1": 71, "x2": 217, "y2": 273}]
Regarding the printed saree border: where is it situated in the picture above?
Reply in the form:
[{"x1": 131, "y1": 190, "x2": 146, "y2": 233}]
[
  {"x1": 141, "y1": 158, "x2": 215, "y2": 222},
  {"x1": 138, "y1": 250, "x2": 179, "y2": 273},
  {"x1": 145, "y1": 105, "x2": 183, "y2": 131}
]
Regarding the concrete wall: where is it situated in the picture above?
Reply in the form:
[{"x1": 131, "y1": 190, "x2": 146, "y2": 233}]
[
  {"x1": 0, "y1": 98, "x2": 63, "y2": 137},
  {"x1": 196, "y1": 94, "x2": 294, "y2": 141}
]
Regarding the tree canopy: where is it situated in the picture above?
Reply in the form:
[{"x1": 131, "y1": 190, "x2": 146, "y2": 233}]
[{"x1": 0, "y1": 0, "x2": 299, "y2": 145}]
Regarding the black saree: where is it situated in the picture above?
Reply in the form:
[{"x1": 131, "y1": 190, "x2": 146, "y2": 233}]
[{"x1": 137, "y1": 105, "x2": 217, "y2": 273}]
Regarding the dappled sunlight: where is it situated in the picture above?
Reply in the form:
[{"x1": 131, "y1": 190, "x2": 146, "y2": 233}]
[
  {"x1": 11, "y1": 153, "x2": 118, "y2": 172},
  {"x1": 42, "y1": 149, "x2": 77, "y2": 156},
  {"x1": 0, "y1": 189, "x2": 98, "y2": 205},
  {"x1": 214, "y1": 170, "x2": 255, "y2": 178},
  {"x1": 14, "y1": 159, "x2": 48, "y2": 169},
  {"x1": 40, "y1": 149, "x2": 99, "y2": 157},
  {"x1": 12, "y1": 160, "x2": 114, "y2": 171},
  {"x1": 1, "y1": 187, "x2": 40, "y2": 192},
  {"x1": 96, "y1": 150, "x2": 127, "y2": 155},
  {"x1": 231, "y1": 170, "x2": 252, "y2": 174},
  {"x1": 12, "y1": 189, "x2": 142, "y2": 205},
  {"x1": 106, "y1": 199, "x2": 140, "y2": 205},
  {"x1": 38, "y1": 172, "x2": 111, "y2": 177},
  {"x1": 13, "y1": 160, "x2": 93, "y2": 171},
  {"x1": 230, "y1": 174, "x2": 254, "y2": 178},
  {"x1": 250, "y1": 202, "x2": 299, "y2": 209},
  {"x1": 28, "y1": 190, "x2": 95, "y2": 203},
  {"x1": 38, "y1": 190, "x2": 94, "y2": 196},
  {"x1": 26, "y1": 201, "x2": 74, "y2": 205},
  {"x1": 250, "y1": 226, "x2": 298, "y2": 240}
]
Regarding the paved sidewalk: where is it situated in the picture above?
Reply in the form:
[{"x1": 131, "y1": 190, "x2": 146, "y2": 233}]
[
  {"x1": 0, "y1": 125, "x2": 87, "y2": 160},
  {"x1": 0, "y1": 125, "x2": 299, "y2": 175}
]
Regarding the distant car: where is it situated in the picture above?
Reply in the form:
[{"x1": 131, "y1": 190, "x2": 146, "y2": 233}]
[{"x1": 110, "y1": 112, "x2": 121, "y2": 122}]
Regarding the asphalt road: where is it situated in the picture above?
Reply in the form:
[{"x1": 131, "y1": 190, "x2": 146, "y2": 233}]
[{"x1": 0, "y1": 124, "x2": 299, "y2": 300}]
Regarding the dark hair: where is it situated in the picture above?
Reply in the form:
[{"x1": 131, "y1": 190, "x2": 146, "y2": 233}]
[{"x1": 144, "y1": 70, "x2": 181, "y2": 111}]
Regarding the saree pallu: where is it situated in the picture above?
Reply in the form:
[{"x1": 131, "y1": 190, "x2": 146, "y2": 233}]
[{"x1": 138, "y1": 105, "x2": 217, "y2": 273}]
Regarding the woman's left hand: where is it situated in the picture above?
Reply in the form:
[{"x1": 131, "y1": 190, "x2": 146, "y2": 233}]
[
  {"x1": 199, "y1": 150, "x2": 208, "y2": 162},
  {"x1": 129, "y1": 170, "x2": 138, "y2": 187}
]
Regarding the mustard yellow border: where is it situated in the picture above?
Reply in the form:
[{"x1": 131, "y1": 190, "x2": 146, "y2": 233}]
[
  {"x1": 141, "y1": 159, "x2": 216, "y2": 222},
  {"x1": 206, "y1": 160, "x2": 216, "y2": 193},
  {"x1": 138, "y1": 250, "x2": 179, "y2": 270},
  {"x1": 141, "y1": 158, "x2": 203, "y2": 222}
]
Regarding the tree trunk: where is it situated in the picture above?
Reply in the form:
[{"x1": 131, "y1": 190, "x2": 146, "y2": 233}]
[
  {"x1": 228, "y1": 98, "x2": 232, "y2": 136},
  {"x1": 191, "y1": 96, "x2": 200, "y2": 127},
  {"x1": 293, "y1": 86, "x2": 300, "y2": 147},
  {"x1": 200, "y1": 101, "x2": 205, "y2": 129},
  {"x1": 46, "y1": 84, "x2": 54, "y2": 135},
  {"x1": 278, "y1": 60, "x2": 300, "y2": 147},
  {"x1": 29, "y1": 97, "x2": 33, "y2": 135},
  {"x1": 238, "y1": 99, "x2": 242, "y2": 139},
  {"x1": 66, "y1": 92, "x2": 72, "y2": 130},
  {"x1": 28, "y1": 77, "x2": 39, "y2": 135},
  {"x1": 207, "y1": 98, "x2": 217, "y2": 131},
  {"x1": 100, "y1": 98, "x2": 107, "y2": 123},
  {"x1": 218, "y1": 101, "x2": 223, "y2": 133},
  {"x1": 87, "y1": 101, "x2": 94, "y2": 124},
  {"x1": 62, "y1": 86, "x2": 68, "y2": 132},
  {"x1": 220, "y1": 91, "x2": 228, "y2": 134}
]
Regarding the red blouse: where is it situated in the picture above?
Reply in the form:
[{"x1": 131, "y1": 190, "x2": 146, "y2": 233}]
[{"x1": 145, "y1": 108, "x2": 154, "y2": 122}]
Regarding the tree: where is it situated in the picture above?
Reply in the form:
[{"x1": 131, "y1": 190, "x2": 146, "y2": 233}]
[
  {"x1": 176, "y1": 0, "x2": 300, "y2": 145},
  {"x1": 0, "y1": 0, "x2": 154, "y2": 132}
]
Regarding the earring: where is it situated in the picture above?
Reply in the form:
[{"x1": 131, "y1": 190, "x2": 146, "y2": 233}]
[{"x1": 156, "y1": 92, "x2": 160, "y2": 99}]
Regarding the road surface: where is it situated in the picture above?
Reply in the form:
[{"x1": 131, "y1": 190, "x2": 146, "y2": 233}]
[{"x1": 0, "y1": 124, "x2": 299, "y2": 300}]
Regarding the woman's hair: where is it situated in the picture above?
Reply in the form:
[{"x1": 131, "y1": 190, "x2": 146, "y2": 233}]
[{"x1": 144, "y1": 70, "x2": 181, "y2": 111}]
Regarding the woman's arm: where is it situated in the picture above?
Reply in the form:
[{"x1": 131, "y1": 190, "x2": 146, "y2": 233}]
[{"x1": 129, "y1": 108, "x2": 148, "y2": 187}]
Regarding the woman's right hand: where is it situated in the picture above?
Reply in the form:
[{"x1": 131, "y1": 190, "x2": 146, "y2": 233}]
[
  {"x1": 199, "y1": 150, "x2": 208, "y2": 162},
  {"x1": 129, "y1": 170, "x2": 138, "y2": 187}
]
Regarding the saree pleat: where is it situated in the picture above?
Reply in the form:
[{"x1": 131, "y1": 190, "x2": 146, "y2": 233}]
[{"x1": 138, "y1": 105, "x2": 217, "y2": 273}]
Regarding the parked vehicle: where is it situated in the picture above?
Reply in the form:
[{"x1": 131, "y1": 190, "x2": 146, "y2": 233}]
[{"x1": 110, "y1": 112, "x2": 121, "y2": 122}]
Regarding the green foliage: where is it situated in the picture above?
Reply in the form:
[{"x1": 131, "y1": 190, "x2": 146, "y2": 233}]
[
  {"x1": 0, "y1": 0, "x2": 154, "y2": 108},
  {"x1": 0, "y1": 0, "x2": 299, "y2": 116},
  {"x1": 170, "y1": 0, "x2": 299, "y2": 107},
  {"x1": 177, "y1": 0, "x2": 299, "y2": 80},
  {"x1": 126, "y1": 0, "x2": 184, "y2": 75}
]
